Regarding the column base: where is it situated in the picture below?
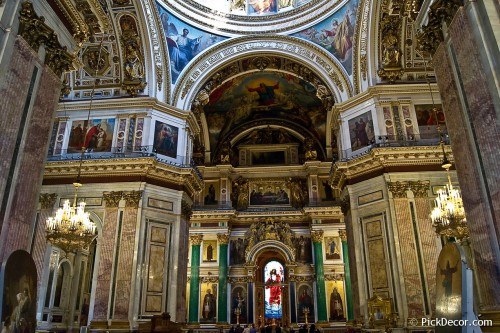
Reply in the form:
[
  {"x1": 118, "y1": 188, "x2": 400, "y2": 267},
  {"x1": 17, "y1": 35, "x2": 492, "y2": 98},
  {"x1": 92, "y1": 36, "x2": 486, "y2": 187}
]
[{"x1": 478, "y1": 310, "x2": 500, "y2": 332}]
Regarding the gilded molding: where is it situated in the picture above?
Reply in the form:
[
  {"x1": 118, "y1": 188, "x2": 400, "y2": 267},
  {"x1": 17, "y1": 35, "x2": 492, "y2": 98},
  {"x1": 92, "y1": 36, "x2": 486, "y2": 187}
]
[
  {"x1": 387, "y1": 181, "x2": 408, "y2": 198},
  {"x1": 377, "y1": 13, "x2": 403, "y2": 83},
  {"x1": 18, "y1": 1, "x2": 75, "y2": 76},
  {"x1": 408, "y1": 181, "x2": 430, "y2": 198},
  {"x1": 103, "y1": 191, "x2": 123, "y2": 207},
  {"x1": 217, "y1": 233, "x2": 230, "y2": 245},
  {"x1": 416, "y1": 0, "x2": 462, "y2": 56},
  {"x1": 190, "y1": 233, "x2": 203, "y2": 245},
  {"x1": 39, "y1": 193, "x2": 58, "y2": 210},
  {"x1": 123, "y1": 190, "x2": 143, "y2": 207},
  {"x1": 200, "y1": 275, "x2": 219, "y2": 283},
  {"x1": 311, "y1": 230, "x2": 324, "y2": 243},
  {"x1": 339, "y1": 229, "x2": 347, "y2": 241}
]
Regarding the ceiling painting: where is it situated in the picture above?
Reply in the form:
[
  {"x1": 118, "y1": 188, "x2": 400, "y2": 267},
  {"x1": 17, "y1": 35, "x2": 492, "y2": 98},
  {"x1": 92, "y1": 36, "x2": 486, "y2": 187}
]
[
  {"x1": 202, "y1": 72, "x2": 327, "y2": 155},
  {"x1": 156, "y1": 3, "x2": 227, "y2": 84},
  {"x1": 293, "y1": 0, "x2": 359, "y2": 75}
]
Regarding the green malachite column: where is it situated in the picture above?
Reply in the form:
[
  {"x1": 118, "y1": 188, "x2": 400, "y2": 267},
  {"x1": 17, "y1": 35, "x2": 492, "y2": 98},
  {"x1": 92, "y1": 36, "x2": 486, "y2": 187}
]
[
  {"x1": 188, "y1": 234, "x2": 203, "y2": 323},
  {"x1": 217, "y1": 233, "x2": 229, "y2": 323},
  {"x1": 340, "y1": 230, "x2": 354, "y2": 321},
  {"x1": 312, "y1": 230, "x2": 328, "y2": 322}
]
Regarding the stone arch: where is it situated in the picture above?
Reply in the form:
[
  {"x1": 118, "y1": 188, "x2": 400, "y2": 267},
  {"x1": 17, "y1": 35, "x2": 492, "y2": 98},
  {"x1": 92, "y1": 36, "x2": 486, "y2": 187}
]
[
  {"x1": 246, "y1": 240, "x2": 296, "y2": 265},
  {"x1": 171, "y1": 35, "x2": 354, "y2": 109}
]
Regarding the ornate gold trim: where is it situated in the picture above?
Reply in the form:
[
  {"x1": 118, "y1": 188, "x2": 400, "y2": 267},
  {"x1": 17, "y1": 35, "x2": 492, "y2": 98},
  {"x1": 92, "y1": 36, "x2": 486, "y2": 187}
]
[
  {"x1": 217, "y1": 233, "x2": 230, "y2": 245},
  {"x1": 387, "y1": 181, "x2": 408, "y2": 198},
  {"x1": 311, "y1": 230, "x2": 324, "y2": 243},
  {"x1": 408, "y1": 180, "x2": 429, "y2": 198},
  {"x1": 190, "y1": 233, "x2": 203, "y2": 245},
  {"x1": 103, "y1": 191, "x2": 123, "y2": 207},
  {"x1": 39, "y1": 193, "x2": 58, "y2": 210}
]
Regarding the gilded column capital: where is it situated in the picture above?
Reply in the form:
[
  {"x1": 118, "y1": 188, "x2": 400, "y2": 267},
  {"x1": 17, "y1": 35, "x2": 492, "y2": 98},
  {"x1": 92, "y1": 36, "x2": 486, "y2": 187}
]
[
  {"x1": 217, "y1": 233, "x2": 230, "y2": 245},
  {"x1": 39, "y1": 193, "x2": 58, "y2": 210},
  {"x1": 339, "y1": 230, "x2": 347, "y2": 241},
  {"x1": 409, "y1": 181, "x2": 430, "y2": 198},
  {"x1": 190, "y1": 234, "x2": 203, "y2": 246},
  {"x1": 123, "y1": 190, "x2": 143, "y2": 208},
  {"x1": 103, "y1": 191, "x2": 123, "y2": 208},
  {"x1": 387, "y1": 181, "x2": 408, "y2": 198},
  {"x1": 311, "y1": 230, "x2": 324, "y2": 243}
]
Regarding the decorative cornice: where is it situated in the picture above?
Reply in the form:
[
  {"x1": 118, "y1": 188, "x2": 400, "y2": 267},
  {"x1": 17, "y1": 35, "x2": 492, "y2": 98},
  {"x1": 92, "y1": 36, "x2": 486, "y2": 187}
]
[
  {"x1": 311, "y1": 230, "x2": 324, "y2": 243},
  {"x1": 103, "y1": 191, "x2": 123, "y2": 207},
  {"x1": 339, "y1": 230, "x2": 347, "y2": 241},
  {"x1": 329, "y1": 145, "x2": 454, "y2": 190},
  {"x1": 39, "y1": 193, "x2": 58, "y2": 210},
  {"x1": 190, "y1": 233, "x2": 203, "y2": 245},
  {"x1": 123, "y1": 190, "x2": 143, "y2": 208},
  {"x1": 44, "y1": 157, "x2": 203, "y2": 196},
  {"x1": 228, "y1": 276, "x2": 251, "y2": 284},
  {"x1": 200, "y1": 275, "x2": 219, "y2": 283},
  {"x1": 387, "y1": 181, "x2": 408, "y2": 199},
  {"x1": 217, "y1": 233, "x2": 230, "y2": 245},
  {"x1": 408, "y1": 181, "x2": 430, "y2": 198}
]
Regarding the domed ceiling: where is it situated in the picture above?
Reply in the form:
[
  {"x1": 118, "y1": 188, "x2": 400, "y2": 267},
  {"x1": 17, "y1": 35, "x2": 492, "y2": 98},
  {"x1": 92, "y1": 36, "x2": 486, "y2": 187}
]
[{"x1": 156, "y1": 0, "x2": 359, "y2": 164}]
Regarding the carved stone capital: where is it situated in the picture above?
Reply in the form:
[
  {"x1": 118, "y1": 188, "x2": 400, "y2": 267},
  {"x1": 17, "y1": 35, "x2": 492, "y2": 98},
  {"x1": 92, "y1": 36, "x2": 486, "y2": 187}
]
[
  {"x1": 181, "y1": 200, "x2": 192, "y2": 219},
  {"x1": 39, "y1": 193, "x2": 58, "y2": 210},
  {"x1": 103, "y1": 191, "x2": 123, "y2": 208},
  {"x1": 340, "y1": 195, "x2": 350, "y2": 215},
  {"x1": 217, "y1": 233, "x2": 230, "y2": 245},
  {"x1": 190, "y1": 234, "x2": 203, "y2": 246},
  {"x1": 409, "y1": 181, "x2": 430, "y2": 198},
  {"x1": 339, "y1": 230, "x2": 347, "y2": 242},
  {"x1": 387, "y1": 181, "x2": 408, "y2": 198},
  {"x1": 123, "y1": 190, "x2": 143, "y2": 208},
  {"x1": 311, "y1": 230, "x2": 324, "y2": 243}
]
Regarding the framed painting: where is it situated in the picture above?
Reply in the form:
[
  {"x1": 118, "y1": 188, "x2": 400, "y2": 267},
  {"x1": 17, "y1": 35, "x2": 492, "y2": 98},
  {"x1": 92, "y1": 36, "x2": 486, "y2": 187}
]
[
  {"x1": 348, "y1": 110, "x2": 375, "y2": 151},
  {"x1": 153, "y1": 121, "x2": 179, "y2": 158}
]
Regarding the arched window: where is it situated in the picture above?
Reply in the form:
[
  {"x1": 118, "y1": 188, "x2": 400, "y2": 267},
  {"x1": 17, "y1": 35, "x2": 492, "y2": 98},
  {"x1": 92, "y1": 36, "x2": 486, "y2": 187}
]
[{"x1": 264, "y1": 260, "x2": 284, "y2": 319}]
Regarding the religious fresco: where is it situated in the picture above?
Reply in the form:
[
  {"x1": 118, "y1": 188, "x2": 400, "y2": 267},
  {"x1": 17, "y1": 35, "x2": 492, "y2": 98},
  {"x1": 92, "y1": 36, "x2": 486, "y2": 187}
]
[
  {"x1": 248, "y1": 0, "x2": 278, "y2": 15},
  {"x1": 204, "y1": 72, "x2": 326, "y2": 154},
  {"x1": 347, "y1": 110, "x2": 375, "y2": 151},
  {"x1": 153, "y1": 121, "x2": 179, "y2": 158},
  {"x1": 231, "y1": 285, "x2": 248, "y2": 324},
  {"x1": 264, "y1": 261, "x2": 284, "y2": 319},
  {"x1": 415, "y1": 104, "x2": 447, "y2": 139},
  {"x1": 292, "y1": 0, "x2": 359, "y2": 75},
  {"x1": 324, "y1": 236, "x2": 341, "y2": 260},
  {"x1": 200, "y1": 283, "x2": 217, "y2": 323},
  {"x1": 326, "y1": 281, "x2": 345, "y2": 321},
  {"x1": 156, "y1": 3, "x2": 227, "y2": 84},
  {"x1": 202, "y1": 240, "x2": 217, "y2": 262},
  {"x1": 296, "y1": 283, "x2": 314, "y2": 323},
  {"x1": 191, "y1": 0, "x2": 305, "y2": 15},
  {"x1": 68, "y1": 119, "x2": 115, "y2": 153},
  {"x1": 0, "y1": 250, "x2": 37, "y2": 333}
]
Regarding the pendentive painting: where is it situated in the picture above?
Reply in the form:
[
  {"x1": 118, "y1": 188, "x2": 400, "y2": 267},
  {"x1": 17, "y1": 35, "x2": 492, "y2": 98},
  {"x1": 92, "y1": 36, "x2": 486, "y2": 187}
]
[
  {"x1": 156, "y1": 3, "x2": 227, "y2": 84},
  {"x1": 68, "y1": 119, "x2": 115, "y2": 153},
  {"x1": 0, "y1": 250, "x2": 37, "y2": 333},
  {"x1": 293, "y1": 0, "x2": 359, "y2": 75},
  {"x1": 415, "y1": 104, "x2": 447, "y2": 139},
  {"x1": 153, "y1": 121, "x2": 179, "y2": 158},
  {"x1": 348, "y1": 110, "x2": 375, "y2": 151}
]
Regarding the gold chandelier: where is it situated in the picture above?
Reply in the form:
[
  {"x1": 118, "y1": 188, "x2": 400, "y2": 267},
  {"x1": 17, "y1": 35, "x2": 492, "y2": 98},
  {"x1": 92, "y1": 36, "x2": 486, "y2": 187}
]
[
  {"x1": 45, "y1": 43, "x2": 104, "y2": 254},
  {"x1": 46, "y1": 182, "x2": 96, "y2": 253}
]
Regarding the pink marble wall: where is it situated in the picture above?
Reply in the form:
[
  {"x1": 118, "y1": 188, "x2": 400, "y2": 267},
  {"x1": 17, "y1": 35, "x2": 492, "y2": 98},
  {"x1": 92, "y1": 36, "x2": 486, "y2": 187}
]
[
  {"x1": 0, "y1": 37, "x2": 61, "y2": 262},
  {"x1": 92, "y1": 208, "x2": 119, "y2": 320},
  {"x1": 113, "y1": 207, "x2": 139, "y2": 320},
  {"x1": 433, "y1": 7, "x2": 500, "y2": 310}
]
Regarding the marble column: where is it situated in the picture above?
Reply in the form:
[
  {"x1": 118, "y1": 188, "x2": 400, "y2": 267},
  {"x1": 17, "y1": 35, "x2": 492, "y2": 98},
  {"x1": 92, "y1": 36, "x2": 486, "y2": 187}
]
[
  {"x1": 112, "y1": 191, "x2": 142, "y2": 323},
  {"x1": 409, "y1": 181, "x2": 438, "y2": 314},
  {"x1": 311, "y1": 230, "x2": 328, "y2": 322},
  {"x1": 91, "y1": 191, "x2": 122, "y2": 324},
  {"x1": 388, "y1": 182, "x2": 424, "y2": 318},
  {"x1": 339, "y1": 230, "x2": 354, "y2": 321},
  {"x1": 188, "y1": 234, "x2": 203, "y2": 323},
  {"x1": 217, "y1": 233, "x2": 229, "y2": 324}
]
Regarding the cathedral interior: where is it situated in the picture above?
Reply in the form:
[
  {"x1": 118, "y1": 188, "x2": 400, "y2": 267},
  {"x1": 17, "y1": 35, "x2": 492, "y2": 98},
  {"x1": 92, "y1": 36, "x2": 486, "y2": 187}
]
[{"x1": 0, "y1": 0, "x2": 499, "y2": 332}]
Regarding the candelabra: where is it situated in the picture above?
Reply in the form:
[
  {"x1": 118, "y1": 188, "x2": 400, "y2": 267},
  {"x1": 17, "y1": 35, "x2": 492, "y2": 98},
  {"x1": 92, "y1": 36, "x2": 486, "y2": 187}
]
[
  {"x1": 234, "y1": 307, "x2": 241, "y2": 325},
  {"x1": 303, "y1": 307, "x2": 310, "y2": 324}
]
